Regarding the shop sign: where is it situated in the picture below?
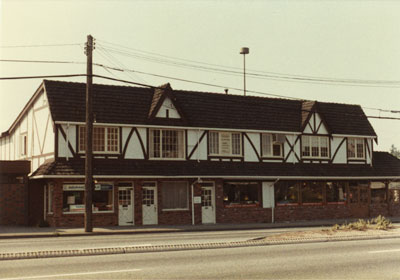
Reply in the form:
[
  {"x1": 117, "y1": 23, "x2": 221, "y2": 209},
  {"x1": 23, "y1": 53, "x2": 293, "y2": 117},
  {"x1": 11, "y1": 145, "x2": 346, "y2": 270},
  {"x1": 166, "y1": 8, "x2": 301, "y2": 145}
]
[
  {"x1": 389, "y1": 182, "x2": 400, "y2": 189},
  {"x1": 63, "y1": 183, "x2": 113, "y2": 191}
]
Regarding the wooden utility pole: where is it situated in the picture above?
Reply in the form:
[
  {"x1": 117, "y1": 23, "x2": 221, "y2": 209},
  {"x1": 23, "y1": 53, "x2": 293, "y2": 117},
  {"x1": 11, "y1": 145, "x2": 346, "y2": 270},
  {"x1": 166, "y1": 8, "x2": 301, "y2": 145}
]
[{"x1": 84, "y1": 35, "x2": 94, "y2": 232}]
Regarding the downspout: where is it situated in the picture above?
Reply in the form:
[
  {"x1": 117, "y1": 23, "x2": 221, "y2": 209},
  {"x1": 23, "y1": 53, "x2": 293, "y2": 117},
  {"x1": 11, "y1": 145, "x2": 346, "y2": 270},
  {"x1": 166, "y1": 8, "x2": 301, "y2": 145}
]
[
  {"x1": 271, "y1": 178, "x2": 280, "y2": 224},
  {"x1": 66, "y1": 123, "x2": 69, "y2": 161},
  {"x1": 191, "y1": 177, "x2": 202, "y2": 225},
  {"x1": 197, "y1": 129, "x2": 200, "y2": 163}
]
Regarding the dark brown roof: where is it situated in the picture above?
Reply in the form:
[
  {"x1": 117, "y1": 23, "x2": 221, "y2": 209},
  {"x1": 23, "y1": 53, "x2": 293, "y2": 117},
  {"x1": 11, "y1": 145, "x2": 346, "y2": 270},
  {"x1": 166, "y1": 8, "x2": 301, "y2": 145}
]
[
  {"x1": 43, "y1": 80, "x2": 376, "y2": 135},
  {"x1": 31, "y1": 152, "x2": 399, "y2": 178}
]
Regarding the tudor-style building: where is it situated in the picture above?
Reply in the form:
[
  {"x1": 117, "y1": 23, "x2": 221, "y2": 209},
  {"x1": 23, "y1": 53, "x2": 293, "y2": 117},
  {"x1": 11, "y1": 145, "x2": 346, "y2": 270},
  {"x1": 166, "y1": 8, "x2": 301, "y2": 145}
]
[{"x1": 0, "y1": 80, "x2": 399, "y2": 227}]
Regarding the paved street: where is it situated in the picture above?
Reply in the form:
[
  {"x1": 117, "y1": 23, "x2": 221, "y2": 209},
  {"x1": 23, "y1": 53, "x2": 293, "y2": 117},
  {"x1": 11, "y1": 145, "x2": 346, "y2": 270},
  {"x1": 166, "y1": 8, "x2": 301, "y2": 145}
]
[
  {"x1": 0, "y1": 227, "x2": 316, "y2": 254},
  {"x1": 1, "y1": 238, "x2": 400, "y2": 279}
]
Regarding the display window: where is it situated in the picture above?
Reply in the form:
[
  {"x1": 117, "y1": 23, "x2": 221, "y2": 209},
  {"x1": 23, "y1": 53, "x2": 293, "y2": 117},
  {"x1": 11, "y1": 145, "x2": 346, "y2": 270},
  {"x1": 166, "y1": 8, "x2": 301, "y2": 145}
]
[
  {"x1": 223, "y1": 182, "x2": 260, "y2": 207},
  {"x1": 62, "y1": 183, "x2": 114, "y2": 213}
]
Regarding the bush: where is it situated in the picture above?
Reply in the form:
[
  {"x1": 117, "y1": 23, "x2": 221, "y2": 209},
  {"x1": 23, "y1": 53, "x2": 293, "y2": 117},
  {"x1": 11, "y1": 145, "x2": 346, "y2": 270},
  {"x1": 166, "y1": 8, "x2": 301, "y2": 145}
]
[{"x1": 331, "y1": 216, "x2": 393, "y2": 231}]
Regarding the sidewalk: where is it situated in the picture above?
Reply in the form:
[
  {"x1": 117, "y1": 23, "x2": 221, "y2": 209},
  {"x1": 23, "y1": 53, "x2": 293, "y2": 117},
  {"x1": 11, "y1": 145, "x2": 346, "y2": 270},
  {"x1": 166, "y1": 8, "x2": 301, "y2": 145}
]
[{"x1": 2, "y1": 217, "x2": 400, "y2": 239}]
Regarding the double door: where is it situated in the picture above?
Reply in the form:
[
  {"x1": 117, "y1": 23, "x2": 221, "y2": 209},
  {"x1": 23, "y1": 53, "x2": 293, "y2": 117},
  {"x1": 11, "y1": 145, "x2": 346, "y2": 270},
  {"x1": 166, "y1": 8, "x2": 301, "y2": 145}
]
[{"x1": 349, "y1": 184, "x2": 369, "y2": 218}]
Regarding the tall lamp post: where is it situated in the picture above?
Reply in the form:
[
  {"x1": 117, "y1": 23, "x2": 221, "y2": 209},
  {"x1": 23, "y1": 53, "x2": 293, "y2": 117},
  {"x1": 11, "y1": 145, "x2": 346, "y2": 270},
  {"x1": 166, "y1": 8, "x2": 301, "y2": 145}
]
[{"x1": 240, "y1": 47, "x2": 249, "y2": 96}]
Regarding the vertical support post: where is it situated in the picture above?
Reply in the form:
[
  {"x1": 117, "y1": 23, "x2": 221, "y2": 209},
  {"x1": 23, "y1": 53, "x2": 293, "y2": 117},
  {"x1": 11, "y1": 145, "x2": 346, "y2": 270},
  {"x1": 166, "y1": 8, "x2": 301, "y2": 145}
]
[
  {"x1": 85, "y1": 35, "x2": 94, "y2": 233},
  {"x1": 243, "y1": 54, "x2": 246, "y2": 96}
]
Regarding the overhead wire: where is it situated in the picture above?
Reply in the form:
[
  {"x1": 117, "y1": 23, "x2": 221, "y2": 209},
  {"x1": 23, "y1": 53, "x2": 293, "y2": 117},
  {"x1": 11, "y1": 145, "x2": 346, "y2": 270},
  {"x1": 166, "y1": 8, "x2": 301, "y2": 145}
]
[{"x1": 96, "y1": 42, "x2": 400, "y2": 88}]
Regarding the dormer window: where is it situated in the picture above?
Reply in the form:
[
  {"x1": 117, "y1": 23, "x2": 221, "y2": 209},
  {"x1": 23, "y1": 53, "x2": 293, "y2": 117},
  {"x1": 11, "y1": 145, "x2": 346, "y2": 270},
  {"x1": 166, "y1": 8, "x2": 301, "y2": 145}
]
[
  {"x1": 261, "y1": 134, "x2": 284, "y2": 158},
  {"x1": 347, "y1": 138, "x2": 365, "y2": 159},
  {"x1": 302, "y1": 135, "x2": 329, "y2": 159}
]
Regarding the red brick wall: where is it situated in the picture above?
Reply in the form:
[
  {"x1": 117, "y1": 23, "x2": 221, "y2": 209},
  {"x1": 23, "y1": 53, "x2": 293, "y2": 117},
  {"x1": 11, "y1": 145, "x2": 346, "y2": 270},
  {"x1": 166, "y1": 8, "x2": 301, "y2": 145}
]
[
  {"x1": 0, "y1": 183, "x2": 28, "y2": 225},
  {"x1": 28, "y1": 180, "x2": 45, "y2": 226}
]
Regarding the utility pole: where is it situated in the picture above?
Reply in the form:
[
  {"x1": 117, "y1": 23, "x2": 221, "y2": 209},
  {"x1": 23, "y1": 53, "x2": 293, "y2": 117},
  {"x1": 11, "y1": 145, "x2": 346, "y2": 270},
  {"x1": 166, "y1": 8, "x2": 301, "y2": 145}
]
[
  {"x1": 84, "y1": 35, "x2": 94, "y2": 233},
  {"x1": 240, "y1": 47, "x2": 249, "y2": 96}
]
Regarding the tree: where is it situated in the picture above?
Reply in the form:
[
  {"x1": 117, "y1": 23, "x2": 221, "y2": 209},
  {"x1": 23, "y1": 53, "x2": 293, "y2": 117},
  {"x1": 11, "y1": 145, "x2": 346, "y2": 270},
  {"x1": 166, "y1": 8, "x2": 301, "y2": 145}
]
[{"x1": 390, "y1": 145, "x2": 400, "y2": 159}]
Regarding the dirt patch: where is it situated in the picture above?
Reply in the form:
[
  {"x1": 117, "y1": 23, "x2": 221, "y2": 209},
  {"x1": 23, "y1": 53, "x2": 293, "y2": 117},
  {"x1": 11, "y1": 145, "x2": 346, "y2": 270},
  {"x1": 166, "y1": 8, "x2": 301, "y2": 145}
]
[{"x1": 262, "y1": 226, "x2": 400, "y2": 241}]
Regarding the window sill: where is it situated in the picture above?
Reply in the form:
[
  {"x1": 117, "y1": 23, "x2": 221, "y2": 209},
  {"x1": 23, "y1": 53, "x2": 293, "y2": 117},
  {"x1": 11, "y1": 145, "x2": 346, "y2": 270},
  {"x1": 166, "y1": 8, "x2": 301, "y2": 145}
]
[
  {"x1": 62, "y1": 211, "x2": 114, "y2": 215},
  {"x1": 327, "y1": 202, "x2": 346, "y2": 205},
  {"x1": 302, "y1": 202, "x2": 324, "y2": 206},
  {"x1": 149, "y1": 158, "x2": 186, "y2": 161},
  {"x1": 224, "y1": 203, "x2": 260, "y2": 208},
  {"x1": 162, "y1": 208, "x2": 189, "y2": 212},
  {"x1": 276, "y1": 203, "x2": 299, "y2": 206}
]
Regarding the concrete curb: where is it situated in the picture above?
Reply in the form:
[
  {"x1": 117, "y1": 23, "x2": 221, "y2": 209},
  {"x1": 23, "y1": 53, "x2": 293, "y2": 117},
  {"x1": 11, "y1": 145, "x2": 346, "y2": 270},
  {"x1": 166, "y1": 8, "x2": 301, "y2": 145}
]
[{"x1": 1, "y1": 233, "x2": 400, "y2": 261}]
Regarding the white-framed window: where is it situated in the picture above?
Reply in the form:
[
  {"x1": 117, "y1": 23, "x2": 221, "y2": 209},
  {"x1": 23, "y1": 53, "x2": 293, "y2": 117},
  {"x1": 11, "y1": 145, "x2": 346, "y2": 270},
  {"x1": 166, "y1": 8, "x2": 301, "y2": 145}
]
[
  {"x1": 209, "y1": 131, "x2": 242, "y2": 156},
  {"x1": 149, "y1": 129, "x2": 185, "y2": 159},
  {"x1": 162, "y1": 181, "x2": 189, "y2": 210},
  {"x1": 301, "y1": 135, "x2": 329, "y2": 158},
  {"x1": 45, "y1": 184, "x2": 54, "y2": 214},
  {"x1": 20, "y1": 133, "x2": 27, "y2": 156},
  {"x1": 62, "y1": 183, "x2": 114, "y2": 213},
  {"x1": 79, "y1": 126, "x2": 119, "y2": 153},
  {"x1": 261, "y1": 134, "x2": 284, "y2": 158},
  {"x1": 347, "y1": 138, "x2": 365, "y2": 159}
]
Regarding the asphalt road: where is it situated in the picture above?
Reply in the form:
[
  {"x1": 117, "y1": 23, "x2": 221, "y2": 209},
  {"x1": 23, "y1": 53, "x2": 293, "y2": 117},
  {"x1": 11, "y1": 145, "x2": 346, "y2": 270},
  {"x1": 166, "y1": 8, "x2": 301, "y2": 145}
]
[
  {"x1": 1, "y1": 238, "x2": 399, "y2": 279},
  {"x1": 0, "y1": 227, "x2": 316, "y2": 254}
]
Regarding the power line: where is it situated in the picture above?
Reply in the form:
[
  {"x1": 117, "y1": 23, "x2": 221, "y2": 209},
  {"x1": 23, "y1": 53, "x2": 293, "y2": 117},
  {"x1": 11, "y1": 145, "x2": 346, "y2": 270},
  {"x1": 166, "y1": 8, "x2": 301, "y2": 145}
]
[
  {"x1": 96, "y1": 43, "x2": 400, "y2": 88},
  {"x1": 0, "y1": 43, "x2": 82, "y2": 48},
  {"x1": 0, "y1": 59, "x2": 85, "y2": 64},
  {"x1": 0, "y1": 74, "x2": 87, "y2": 80}
]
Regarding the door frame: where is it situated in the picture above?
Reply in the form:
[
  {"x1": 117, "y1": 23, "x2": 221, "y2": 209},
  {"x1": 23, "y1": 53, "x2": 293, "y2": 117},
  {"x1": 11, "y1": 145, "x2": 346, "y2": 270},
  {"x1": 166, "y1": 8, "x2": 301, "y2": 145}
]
[
  {"x1": 142, "y1": 182, "x2": 158, "y2": 225},
  {"x1": 118, "y1": 184, "x2": 134, "y2": 226},
  {"x1": 348, "y1": 183, "x2": 370, "y2": 218},
  {"x1": 200, "y1": 182, "x2": 216, "y2": 224}
]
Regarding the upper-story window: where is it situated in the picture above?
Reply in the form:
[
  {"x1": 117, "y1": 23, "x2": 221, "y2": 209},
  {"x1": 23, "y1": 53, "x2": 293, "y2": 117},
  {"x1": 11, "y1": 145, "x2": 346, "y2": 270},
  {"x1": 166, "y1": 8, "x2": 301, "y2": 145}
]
[
  {"x1": 347, "y1": 138, "x2": 365, "y2": 159},
  {"x1": 302, "y1": 135, "x2": 329, "y2": 158},
  {"x1": 149, "y1": 129, "x2": 185, "y2": 159},
  {"x1": 20, "y1": 133, "x2": 27, "y2": 156},
  {"x1": 209, "y1": 131, "x2": 241, "y2": 156},
  {"x1": 79, "y1": 126, "x2": 119, "y2": 153},
  {"x1": 261, "y1": 133, "x2": 284, "y2": 158}
]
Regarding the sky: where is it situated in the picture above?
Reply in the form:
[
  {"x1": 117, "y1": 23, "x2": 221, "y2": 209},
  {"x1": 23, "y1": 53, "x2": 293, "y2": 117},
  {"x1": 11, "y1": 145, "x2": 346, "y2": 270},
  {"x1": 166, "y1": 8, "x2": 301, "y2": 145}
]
[{"x1": 1, "y1": 0, "x2": 399, "y2": 152}]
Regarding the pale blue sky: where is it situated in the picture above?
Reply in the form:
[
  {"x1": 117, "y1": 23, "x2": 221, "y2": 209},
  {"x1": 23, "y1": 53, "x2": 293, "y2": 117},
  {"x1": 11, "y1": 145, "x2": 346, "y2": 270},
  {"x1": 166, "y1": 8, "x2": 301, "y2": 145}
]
[{"x1": 1, "y1": 0, "x2": 399, "y2": 151}]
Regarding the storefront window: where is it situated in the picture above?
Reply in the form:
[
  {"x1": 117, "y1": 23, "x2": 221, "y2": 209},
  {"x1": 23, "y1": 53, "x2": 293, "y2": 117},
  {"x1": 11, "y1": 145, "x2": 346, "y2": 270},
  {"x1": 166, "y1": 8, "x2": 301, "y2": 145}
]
[
  {"x1": 371, "y1": 182, "x2": 387, "y2": 204},
  {"x1": 162, "y1": 181, "x2": 188, "y2": 210},
  {"x1": 326, "y1": 182, "x2": 346, "y2": 204},
  {"x1": 275, "y1": 181, "x2": 300, "y2": 205},
  {"x1": 62, "y1": 183, "x2": 113, "y2": 213},
  {"x1": 223, "y1": 182, "x2": 260, "y2": 207},
  {"x1": 302, "y1": 182, "x2": 323, "y2": 204}
]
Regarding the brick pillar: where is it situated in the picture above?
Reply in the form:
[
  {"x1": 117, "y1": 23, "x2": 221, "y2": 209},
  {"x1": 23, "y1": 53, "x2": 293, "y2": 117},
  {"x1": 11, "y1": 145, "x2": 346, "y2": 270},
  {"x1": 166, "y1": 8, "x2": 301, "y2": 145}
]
[
  {"x1": 135, "y1": 180, "x2": 143, "y2": 226},
  {"x1": 193, "y1": 182, "x2": 202, "y2": 225}
]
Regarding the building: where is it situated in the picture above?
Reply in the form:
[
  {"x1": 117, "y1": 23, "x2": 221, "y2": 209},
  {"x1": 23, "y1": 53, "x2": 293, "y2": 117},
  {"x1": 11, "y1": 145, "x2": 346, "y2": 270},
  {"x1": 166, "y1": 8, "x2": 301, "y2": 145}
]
[{"x1": 0, "y1": 80, "x2": 399, "y2": 227}]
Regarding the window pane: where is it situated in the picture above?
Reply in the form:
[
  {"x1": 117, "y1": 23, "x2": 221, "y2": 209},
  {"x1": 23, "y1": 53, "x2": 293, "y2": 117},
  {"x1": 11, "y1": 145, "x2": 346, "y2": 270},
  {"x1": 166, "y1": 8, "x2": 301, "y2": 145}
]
[
  {"x1": 326, "y1": 182, "x2": 346, "y2": 203},
  {"x1": 320, "y1": 137, "x2": 328, "y2": 157},
  {"x1": 356, "y1": 139, "x2": 364, "y2": 158},
  {"x1": 162, "y1": 182, "x2": 188, "y2": 209},
  {"x1": 275, "y1": 181, "x2": 300, "y2": 204},
  {"x1": 93, "y1": 189, "x2": 113, "y2": 211},
  {"x1": 79, "y1": 126, "x2": 86, "y2": 152},
  {"x1": 63, "y1": 191, "x2": 84, "y2": 212},
  {"x1": 93, "y1": 127, "x2": 105, "y2": 152},
  {"x1": 273, "y1": 143, "x2": 282, "y2": 157},
  {"x1": 223, "y1": 182, "x2": 260, "y2": 206},
  {"x1": 302, "y1": 182, "x2": 323, "y2": 204},
  {"x1": 151, "y1": 130, "x2": 161, "y2": 158},
  {"x1": 162, "y1": 130, "x2": 178, "y2": 158},
  {"x1": 220, "y1": 132, "x2": 231, "y2": 155},
  {"x1": 209, "y1": 132, "x2": 219, "y2": 155},
  {"x1": 231, "y1": 133, "x2": 241, "y2": 155},
  {"x1": 302, "y1": 136, "x2": 310, "y2": 157},
  {"x1": 107, "y1": 128, "x2": 119, "y2": 152},
  {"x1": 311, "y1": 137, "x2": 319, "y2": 157},
  {"x1": 262, "y1": 134, "x2": 272, "y2": 157},
  {"x1": 348, "y1": 138, "x2": 356, "y2": 158}
]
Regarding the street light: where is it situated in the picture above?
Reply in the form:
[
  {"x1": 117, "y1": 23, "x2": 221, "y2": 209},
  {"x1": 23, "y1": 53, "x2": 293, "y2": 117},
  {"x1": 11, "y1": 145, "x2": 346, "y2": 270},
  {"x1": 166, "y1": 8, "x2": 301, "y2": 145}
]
[{"x1": 240, "y1": 47, "x2": 249, "y2": 96}]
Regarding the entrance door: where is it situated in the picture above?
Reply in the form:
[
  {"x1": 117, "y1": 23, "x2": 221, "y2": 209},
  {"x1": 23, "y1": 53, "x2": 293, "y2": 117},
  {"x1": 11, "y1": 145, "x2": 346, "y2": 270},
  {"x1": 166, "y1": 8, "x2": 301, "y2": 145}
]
[
  {"x1": 201, "y1": 183, "x2": 216, "y2": 224},
  {"x1": 118, "y1": 186, "x2": 134, "y2": 226},
  {"x1": 349, "y1": 183, "x2": 369, "y2": 218},
  {"x1": 142, "y1": 183, "x2": 158, "y2": 225}
]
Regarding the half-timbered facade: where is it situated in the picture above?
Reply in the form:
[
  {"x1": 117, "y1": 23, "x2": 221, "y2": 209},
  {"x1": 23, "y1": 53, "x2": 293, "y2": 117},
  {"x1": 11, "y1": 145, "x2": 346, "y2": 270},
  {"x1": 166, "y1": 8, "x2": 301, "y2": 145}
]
[{"x1": 1, "y1": 80, "x2": 399, "y2": 227}]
